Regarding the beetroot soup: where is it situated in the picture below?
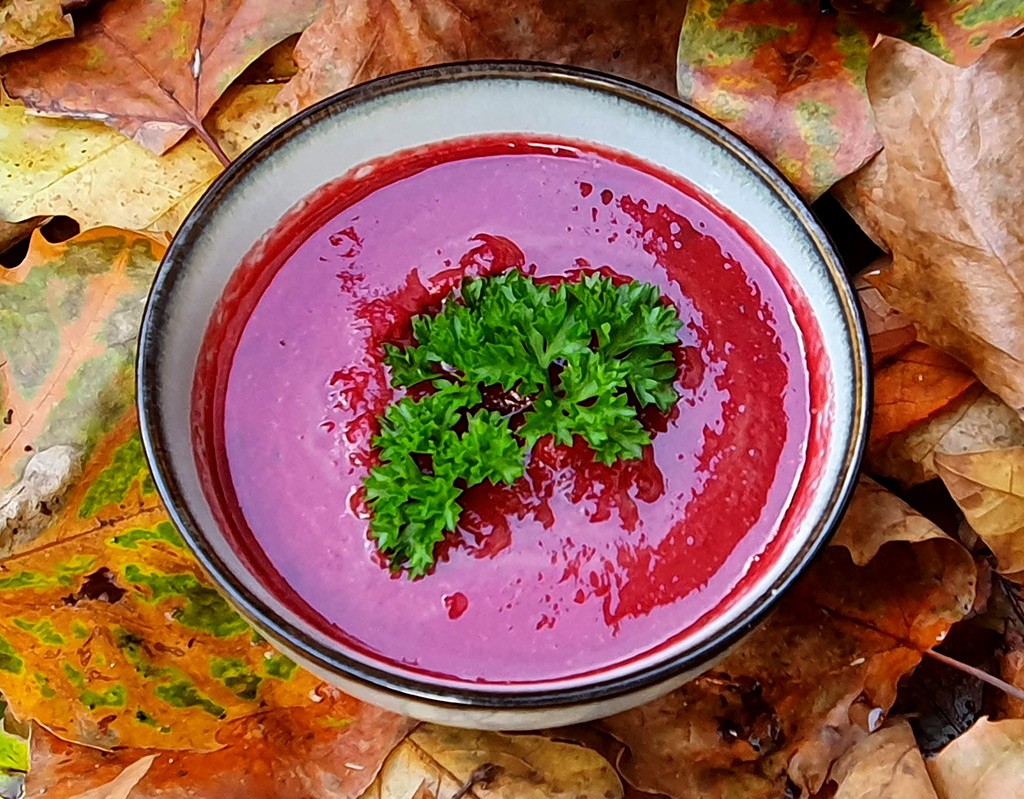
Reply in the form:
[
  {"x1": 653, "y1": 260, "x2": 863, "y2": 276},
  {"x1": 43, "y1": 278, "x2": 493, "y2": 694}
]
[{"x1": 194, "y1": 137, "x2": 816, "y2": 685}]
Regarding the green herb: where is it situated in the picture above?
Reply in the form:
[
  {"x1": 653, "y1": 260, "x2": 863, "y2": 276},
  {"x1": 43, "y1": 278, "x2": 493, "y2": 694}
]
[{"x1": 365, "y1": 270, "x2": 683, "y2": 578}]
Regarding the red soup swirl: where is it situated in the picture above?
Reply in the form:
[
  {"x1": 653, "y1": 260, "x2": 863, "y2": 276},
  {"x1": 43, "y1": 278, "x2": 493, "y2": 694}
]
[{"x1": 193, "y1": 136, "x2": 822, "y2": 685}]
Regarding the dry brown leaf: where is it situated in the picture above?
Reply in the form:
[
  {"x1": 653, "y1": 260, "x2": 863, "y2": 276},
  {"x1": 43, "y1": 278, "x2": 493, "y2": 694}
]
[
  {"x1": 26, "y1": 692, "x2": 413, "y2": 798},
  {"x1": 926, "y1": 717, "x2": 1024, "y2": 799},
  {"x1": 935, "y1": 446, "x2": 1024, "y2": 573},
  {"x1": 0, "y1": 82, "x2": 288, "y2": 235},
  {"x1": 836, "y1": 36, "x2": 1024, "y2": 412},
  {"x1": 0, "y1": 0, "x2": 320, "y2": 157},
  {"x1": 0, "y1": 0, "x2": 73, "y2": 57},
  {"x1": 359, "y1": 726, "x2": 623, "y2": 799},
  {"x1": 828, "y1": 721, "x2": 938, "y2": 799},
  {"x1": 999, "y1": 630, "x2": 1024, "y2": 718},
  {"x1": 869, "y1": 385, "x2": 1024, "y2": 487},
  {"x1": 832, "y1": 476, "x2": 948, "y2": 564},
  {"x1": 602, "y1": 480, "x2": 974, "y2": 798},
  {"x1": 869, "y1": 343, "x2": 978, "y2": 451},
  {"x1": 64, "y1": 755, "x2": 157, "y2": 799},
  {"x1": 855, "y1": 259, "x2": 917, "y2": 366},
  {"x1": 279, "y1": 0, "x2": 685, "y2": 110}
]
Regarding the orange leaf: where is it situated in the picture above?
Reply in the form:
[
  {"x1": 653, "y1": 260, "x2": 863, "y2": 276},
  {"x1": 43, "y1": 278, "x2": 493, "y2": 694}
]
[
  {"x1": 870, "y1": 342, "x2": 977, "y2": 450},
  {"x1": 25, "y1": 690, "x2": 413, "y2": 798},
  {"x1": 601, "y1": 479, "x2": 975, "y2": 798}
]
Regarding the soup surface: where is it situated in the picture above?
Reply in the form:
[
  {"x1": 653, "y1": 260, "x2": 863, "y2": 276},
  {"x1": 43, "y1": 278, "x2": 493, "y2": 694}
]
[{"x1": 196, "y1": 136, "x2": 815, "y2": 684}]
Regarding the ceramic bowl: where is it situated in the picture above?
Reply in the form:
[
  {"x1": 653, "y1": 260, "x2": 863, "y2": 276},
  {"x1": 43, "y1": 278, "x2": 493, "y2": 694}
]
[{"x1": 137, "y1": 62, "x2": 869, "y2": 730}]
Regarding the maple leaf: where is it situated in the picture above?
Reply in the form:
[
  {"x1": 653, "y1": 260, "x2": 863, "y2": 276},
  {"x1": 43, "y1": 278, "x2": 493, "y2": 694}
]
[
  {"x1": 675, "y1": 0, "x2": 1024, "y2": 199},
  {"x1": 0, "y1": 82, "x2": 287, "y2": 235},
  {"x1": 279, "y1": 0, "x2": 685, "y2": 110},
  {"x1": 836, "y1": 36, "x2": 1024, "y2": 412},
  {"x1": 0, "y1": 228, "x2": 163, "y2": 558},
  {"x1": 602, "y1": 478, "x2": 975, "y2": 798},
  {"x1": 0, "y1": 0, "x2": 321, "y2": 161},
  {"x1": 25, "y1": 690, "x2": 413, "y2": 798}
]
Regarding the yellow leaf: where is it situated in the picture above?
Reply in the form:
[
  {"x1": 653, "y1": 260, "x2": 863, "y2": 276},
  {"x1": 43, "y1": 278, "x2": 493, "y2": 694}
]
[
  {"x1": 0, "y1": 417, "x2": 322, "y2": 750},
  {"x1": 936, "y1": 446, "x2": 1024, "y2": 574},
  {"x1": 360, "y1": 726, "x2": 623, "y2": 799},
  {"x1": 0, "y1": 83, "x2": 289, "y2": 236}
]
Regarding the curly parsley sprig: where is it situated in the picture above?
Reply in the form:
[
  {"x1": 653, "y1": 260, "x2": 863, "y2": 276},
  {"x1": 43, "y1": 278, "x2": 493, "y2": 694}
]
[{"x1": 365, "y1": 270, "x2": 682, "y2": 578}]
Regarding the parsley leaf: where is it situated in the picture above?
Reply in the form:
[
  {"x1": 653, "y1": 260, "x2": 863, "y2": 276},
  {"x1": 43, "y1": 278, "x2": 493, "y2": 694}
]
[{"x1": 364, "y1": 270, "x2": 683, "y2": 578}]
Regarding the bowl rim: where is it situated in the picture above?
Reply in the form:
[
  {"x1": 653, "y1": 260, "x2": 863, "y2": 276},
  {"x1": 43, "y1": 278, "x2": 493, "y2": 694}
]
[{"x1": 137, "y1": 60, "x2": 870, "y2": 710}]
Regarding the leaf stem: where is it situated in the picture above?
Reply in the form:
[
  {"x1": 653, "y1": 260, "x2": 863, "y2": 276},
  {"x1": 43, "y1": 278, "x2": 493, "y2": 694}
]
[
  {"x1": 196, "y1": 123, "x2": 231, "y2": 168},
  {"x1": 924, "y1": 648, "x2": 1024, "y2": 702}
]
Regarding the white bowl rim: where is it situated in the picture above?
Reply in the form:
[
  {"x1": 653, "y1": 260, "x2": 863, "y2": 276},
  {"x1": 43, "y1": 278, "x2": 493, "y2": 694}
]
[{"x1": 137, "y1": 60, "x2": 870, "y2": 711}]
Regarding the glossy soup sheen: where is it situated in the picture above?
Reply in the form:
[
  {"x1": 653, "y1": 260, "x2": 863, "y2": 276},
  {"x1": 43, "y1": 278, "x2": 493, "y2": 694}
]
[{"x1": 194, "y1": 136, "x2": 823, "y2": 685}]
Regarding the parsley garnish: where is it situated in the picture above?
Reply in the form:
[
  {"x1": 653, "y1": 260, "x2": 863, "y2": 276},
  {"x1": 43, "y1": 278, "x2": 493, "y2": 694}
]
[{"x1": 364, "y1": 270, "x2": 682, "y2": 578}]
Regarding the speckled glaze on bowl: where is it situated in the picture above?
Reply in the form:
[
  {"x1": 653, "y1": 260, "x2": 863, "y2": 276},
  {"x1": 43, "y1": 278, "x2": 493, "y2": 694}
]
[{"x1": 137, "y1": 62, "x2": 869, "y2": 730}]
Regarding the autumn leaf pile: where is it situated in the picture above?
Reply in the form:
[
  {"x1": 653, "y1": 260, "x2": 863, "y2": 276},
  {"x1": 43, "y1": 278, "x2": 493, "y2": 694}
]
[{"x1": 3, "y1": 0, "x2": 1024, "y2": 797}]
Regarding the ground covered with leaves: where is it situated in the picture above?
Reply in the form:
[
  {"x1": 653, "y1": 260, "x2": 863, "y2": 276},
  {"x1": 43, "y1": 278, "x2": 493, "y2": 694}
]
[{"x1": 2, "y1": 0, "x2": 1024, "y2": 797}]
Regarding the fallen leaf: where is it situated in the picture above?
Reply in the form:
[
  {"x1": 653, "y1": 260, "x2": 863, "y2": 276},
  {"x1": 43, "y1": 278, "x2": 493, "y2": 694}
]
[
  {"x1": 926, "y1": 717, "x2": 1024, "y2": 799},
  {"x1": 0, "y1": 227, "x2": 163, "y2": 548},
  {"x1": 855, "y1": 259, "x2": 917, "y2": 366},
  {"x1": 0, "y1": 0, "x2": 73, "y2": 57},
  {"x1": 869, "y1": 386, "x2": 1024, "y2": 487},
  {"x1": 935, "y1": 446, "x2": 1024, "y2": 573},
  {"x1": 26, "y1": 690, "x2": 413, "y2": 798},
  {"x1": 0, "y1": 0, "x2": 320, "y2": 157},
  {"x1": 827, "y1": 721, "x2": 938, "y2": 799},
  {"x1": 0, "y1": 81, "x2": 288, "y2": 235},
  {"x1": 869, "y1": 343, "x2": 977, "y2": 451},
  {"x1": 0, "y1": 414, "x2": 332, "y2": 750},
  {"x1": 0, "y1": 218, "x2": 45, "y2": 263},
  {"x1": 65, "y1": 755, "x2": 157, "y2": 799},
  {"x1": 836, "y1": 36, "x2": 1024, "y2": 412},
  {"x1": 675, "y1": 0, "x2": 1024, "y2": 199},
  {"x1": 279, "y1": 0, "x2": 685, "y2": 110},
  {"x1": 676, "y1": 0, "x2": 881, "y2": 199},
  {"x1": 601, "y1": 480, "x2": 975, "y2": 798},
  {"x1": 1000, "y1": 629, "x2": 1024, "y2": 718},
  {"x1": 360, "y1": 725, "x2": 623, "y2": 799},
  {"x1": 833, "y1": 476, "x2": 951, "y2": 563}
]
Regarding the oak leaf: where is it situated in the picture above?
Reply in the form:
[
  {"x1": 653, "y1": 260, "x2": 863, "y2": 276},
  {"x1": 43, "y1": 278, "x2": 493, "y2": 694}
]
[
  {"x1": 0, "y1": 0, "x2": 73, "y2": 57},
  {"x1": 25, "y1": 690, "x2": 413, "y2": 798},
  {"x1": 926, "y1": 717, "x2": 1024, "y2": 799},
  {"x1": 601, "y1": 478, "x2": 975, "y2": 798},
  {"x1": 0, "y1": 82, "x2": 288, "y2": 235},
  {"x1": 836, "y1": 36, "x2": 1024, "y2": 411},
  {"x1": 0, "y1": 0, "x2": 320, "y2": 158},
  {"x1": 827, "y1": 721, "x2": 938, "y2": 799},
  {"x1": 359, "y1": 726, "x2": 623, "y2": 799},
  {"x1": 279, "y1": 0, "x2": 685, "y2": 110}
]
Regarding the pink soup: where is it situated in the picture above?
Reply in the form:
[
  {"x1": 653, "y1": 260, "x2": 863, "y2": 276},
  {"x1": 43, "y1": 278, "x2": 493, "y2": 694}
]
[{"x1": 194, "y1": 136, "x2": 820, "y2": 685}]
